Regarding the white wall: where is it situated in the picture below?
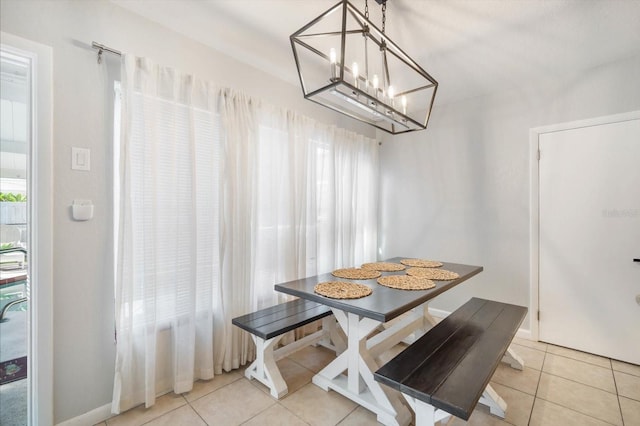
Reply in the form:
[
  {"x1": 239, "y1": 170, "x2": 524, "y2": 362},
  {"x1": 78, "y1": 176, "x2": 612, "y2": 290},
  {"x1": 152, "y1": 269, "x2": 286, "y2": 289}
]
[
  {"x1": 379, "y1": 53, "x2": 640, "y2": 330},
  {"x1": 3, "y1": 0, "x2": 639, "y2": 421},
  {"x1": 0, "y1": 0, "x2": 374, "y2": 423}
]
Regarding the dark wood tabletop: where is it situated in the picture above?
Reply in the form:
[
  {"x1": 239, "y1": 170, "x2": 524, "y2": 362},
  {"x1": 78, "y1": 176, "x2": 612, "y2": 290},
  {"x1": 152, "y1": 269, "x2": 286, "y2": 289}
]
[{"x1": 275, "y1": 257, "x2": 483, "y2": 323}]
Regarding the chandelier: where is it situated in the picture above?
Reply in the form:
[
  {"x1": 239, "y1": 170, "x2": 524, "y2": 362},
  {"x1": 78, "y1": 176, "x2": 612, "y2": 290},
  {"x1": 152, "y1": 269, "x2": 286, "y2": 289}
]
[{"x1": 290, "y1": 0, "x2": 438, "y2": 134}]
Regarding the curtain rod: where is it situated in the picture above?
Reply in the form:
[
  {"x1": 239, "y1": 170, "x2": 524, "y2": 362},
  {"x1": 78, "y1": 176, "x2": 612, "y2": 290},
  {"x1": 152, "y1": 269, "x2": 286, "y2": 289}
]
[{"x1": 92, "y1": 41, "x2": 121, "y2": 64}]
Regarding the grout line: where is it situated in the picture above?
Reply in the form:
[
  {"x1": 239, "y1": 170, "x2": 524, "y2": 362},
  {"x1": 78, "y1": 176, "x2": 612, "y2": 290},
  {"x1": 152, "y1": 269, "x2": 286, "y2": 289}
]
[
  {"x1": 536, "y1": 371, "x2": 624, "y2": 424},
  {"x1": 532, "y1": 397, "x2": 621, "y2": 426},
  {"x1": 275, "y1": 401, "x2": 312, "y2": 426},
  {"x1": 189, "y1": 402, "x2": 209, "y2": 426},
  {"x1": 334, "y1": 405, "x2": 360, "y2": 426},
  {"x1": 540, "y1": 370, "x2": 618, "y2": 395},
  {"x1": 611, "y1": 370, "x2": 627, "y2": 426},
  {"x1": 139, "y1": 399, "x2": 188, "y2": 426},
  {"x1": 184, "y1": 373, "x2": 243, "y2": 404},
  {"x1": 527, "y1": 350, "x2": 547, "y2": 424},
  {"x1": 237, "y1": 400, "x2": 278, "y2": 426}
]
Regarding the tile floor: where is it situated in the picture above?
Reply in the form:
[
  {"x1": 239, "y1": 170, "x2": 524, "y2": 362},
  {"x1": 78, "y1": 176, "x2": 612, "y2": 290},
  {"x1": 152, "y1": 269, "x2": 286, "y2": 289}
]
[{"x1": 98, "y1": 337, "x2": 640, "y2": 426}]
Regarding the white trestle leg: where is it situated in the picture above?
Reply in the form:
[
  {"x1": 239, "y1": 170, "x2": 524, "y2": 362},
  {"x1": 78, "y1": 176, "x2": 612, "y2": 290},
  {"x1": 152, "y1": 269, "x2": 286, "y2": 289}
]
[
  {"x1": 245, "y1": 334, "x2": 288, "y2": 398},
  {"x1": 313, "y1": 309, "x2": 412, "y2": 426},
  {"x1": 479, "y1": 383, "x2": 507, "y2": 418},
  {"x1": 502, "y1": 347, "x2": 525, "y2": 370},
  {"x1": 402, "y1": 395, "x2": 452, "y2": 426}
]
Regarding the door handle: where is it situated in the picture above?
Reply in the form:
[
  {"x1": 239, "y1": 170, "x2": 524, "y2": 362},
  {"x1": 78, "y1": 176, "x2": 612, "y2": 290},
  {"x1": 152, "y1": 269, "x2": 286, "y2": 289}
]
[{"x1": 634, "y1": 259, "x2": 640, "y2": 262}]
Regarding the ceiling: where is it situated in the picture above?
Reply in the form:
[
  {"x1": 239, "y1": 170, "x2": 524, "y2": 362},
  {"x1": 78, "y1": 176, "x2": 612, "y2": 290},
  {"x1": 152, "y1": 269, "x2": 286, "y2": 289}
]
[{"x1": 111, "y1": 0, "x2": 640, "y2": 106}]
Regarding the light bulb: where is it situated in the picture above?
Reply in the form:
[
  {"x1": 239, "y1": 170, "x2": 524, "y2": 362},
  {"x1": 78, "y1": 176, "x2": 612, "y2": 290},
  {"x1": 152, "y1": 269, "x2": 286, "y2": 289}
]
[
  {"x1": 372, "y1": 74, "x2": 379, "y2": 97},
  {"x1": 329, "y1": 48, "x2": 337, "y2": 80},
  {"x1": 401, "y1": 95, "x2": 407, "y2": 115},
  {"x1": 352, "y1": 62, "x2": 359, "y2": 87},
  {"x1": 388, "y1": 85, "x2": 395, "y2": 99}
]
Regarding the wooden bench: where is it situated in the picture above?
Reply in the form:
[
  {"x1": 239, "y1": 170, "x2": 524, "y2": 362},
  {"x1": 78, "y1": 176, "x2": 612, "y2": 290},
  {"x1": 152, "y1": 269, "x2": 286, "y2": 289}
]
[
  {"x1": 232, "y1": 298, "x2": 344, "y2": 398},
  {"x1": 374, "y1": 297, "x2": 527, "y2": 426}
]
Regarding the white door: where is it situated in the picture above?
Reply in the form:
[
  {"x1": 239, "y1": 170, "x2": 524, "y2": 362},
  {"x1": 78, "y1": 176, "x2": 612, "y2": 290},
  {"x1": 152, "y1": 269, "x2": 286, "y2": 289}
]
[{"x1": 539, "y1": 116, "x2": 640, "y2": 365}]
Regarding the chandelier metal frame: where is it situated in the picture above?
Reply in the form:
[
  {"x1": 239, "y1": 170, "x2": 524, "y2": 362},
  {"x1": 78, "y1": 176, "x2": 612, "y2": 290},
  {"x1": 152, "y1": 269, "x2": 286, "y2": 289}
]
[{"x1": 290, "y1": 0, "x2": 438, "y2": 134}]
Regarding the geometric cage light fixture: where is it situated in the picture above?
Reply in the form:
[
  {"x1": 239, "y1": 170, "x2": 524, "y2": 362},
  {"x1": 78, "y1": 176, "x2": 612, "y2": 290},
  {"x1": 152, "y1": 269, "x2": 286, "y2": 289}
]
[{"x1": 291, "y1": 0, "x2": 438, "y2": 134}]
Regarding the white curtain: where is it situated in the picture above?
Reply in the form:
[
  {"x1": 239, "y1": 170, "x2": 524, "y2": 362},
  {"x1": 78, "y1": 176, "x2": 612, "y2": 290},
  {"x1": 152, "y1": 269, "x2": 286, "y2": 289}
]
[
  {"x1": 113, "y1": 55, "x2": 220, "y2": 412},
  {"x1": 113, "y1": 57, "x2": 378, "y2": 413}
]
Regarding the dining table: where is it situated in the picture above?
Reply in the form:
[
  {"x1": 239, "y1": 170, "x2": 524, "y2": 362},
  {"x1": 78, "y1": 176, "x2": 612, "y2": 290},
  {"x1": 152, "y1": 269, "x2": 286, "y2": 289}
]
[{"x1": 274, "y1": 257, "x2": 485, "y2": 426}]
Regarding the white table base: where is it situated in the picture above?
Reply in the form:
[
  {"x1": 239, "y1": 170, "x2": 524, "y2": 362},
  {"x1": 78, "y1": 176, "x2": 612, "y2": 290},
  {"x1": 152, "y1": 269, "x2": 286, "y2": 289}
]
[
  {"x1": 311, "y1": 304, "x2": 525, "y2": 426},
  {"x1": 312, "y1": 304, "x2": 436, "y2": 426}
]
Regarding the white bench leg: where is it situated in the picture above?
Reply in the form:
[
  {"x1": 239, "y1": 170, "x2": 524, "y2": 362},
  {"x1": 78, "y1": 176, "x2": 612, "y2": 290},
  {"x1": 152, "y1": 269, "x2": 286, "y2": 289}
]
[
  {"x1": 402, "y1": 394, "x2": 451, "y2": 426},
  {"x1": 245, "y1": 316, "x2": 342, "y2": 399},
  {"x1": 479, "y1": 383, "x2": 507, "y2": 418},
  {"x1": 245, "y1": 334, "x2": 288, "y2": 399},
  {"x1": 502, "y1": 347, "x2": 525, "y2": 370}
]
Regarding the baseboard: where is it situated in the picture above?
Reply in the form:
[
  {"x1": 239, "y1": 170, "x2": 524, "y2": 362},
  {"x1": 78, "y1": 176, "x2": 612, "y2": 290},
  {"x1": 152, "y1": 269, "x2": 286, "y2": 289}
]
[{"x1": 56, "y1": 402, "x2": 112, "y2": 426}]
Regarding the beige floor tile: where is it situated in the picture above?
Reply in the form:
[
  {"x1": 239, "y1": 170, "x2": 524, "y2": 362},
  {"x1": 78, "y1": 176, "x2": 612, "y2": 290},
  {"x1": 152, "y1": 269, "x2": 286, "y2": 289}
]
[
  {"x1": 106, "y1": 393, "x2": 187, "y2": 426},
  {"x1": 183, "y1": 371, "x2": 242, "y2": 402},
  {"x1": 243, "y1": 403, "x2": 309, "y2": 426},
  {"x1": 508, "y1": 343, "x2": 546, "y2": 371},
  {"x1": 447, "y1": 406, "x2": 509, "y2": 426},
  {"x1": 543, "y1": 353, "x2": 616, "y2": 393},
  {"x1": 280, "y1": 383, "x2": 358, "y2": 426},
  {"x1": 546, "y1": 344, "x2": 611, "y2": 368},
  {"x1": 536, "y1": 372, "x2": 622, "y2": 425},
  {"x1": 287, "y1": 345, "x2": 337, "y2": 374},
  {"x1": 250, "y1": 357, "x2": 315, "y2": 398},
  {"x1": 529, "y1": 398, "x2": 614, "y2": 426},
  {"x1": 337, "y1": 406, "x2": 382, "y2": 425},
  {"x1": 513, "y1": 337, "x2": 548, "y2": 352},
  {"x1": 612, "y1": 359, "x2": 640, "y2": 377},
  {"x1": 487, "y1": 382, "x2": 535, "y2": 426},
  {"x1": 490, "y1": 364, "x2": 541, "y2": 395},
  {"x1": 619, "y1": 396, "x2": 640, "y2": 426},
  {"x1": 614, "y1": 370, "x2": 640, "y2": 401},
  {"x1": 278, "y1": 357, "x2": 316, "y2": 395},
  {"x1": 190, "y1": 378, "x2": 275, "y2": 425},
  {"x1": 144, "y1": 405, "x2": 206, "y2": 426}
]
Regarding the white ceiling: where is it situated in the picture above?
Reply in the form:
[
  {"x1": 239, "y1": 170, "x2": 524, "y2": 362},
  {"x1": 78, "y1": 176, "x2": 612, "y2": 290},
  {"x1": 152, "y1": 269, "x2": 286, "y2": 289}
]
[{"x1": 111, "y1": 0, "x2": 640, "y2": 106}]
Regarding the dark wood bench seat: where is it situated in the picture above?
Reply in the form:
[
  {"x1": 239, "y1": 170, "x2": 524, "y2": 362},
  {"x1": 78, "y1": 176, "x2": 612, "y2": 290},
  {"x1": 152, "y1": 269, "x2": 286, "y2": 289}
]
[
  {"x1": 232, "y1": 298, "x2": 343, "y2": 398},
  {"x1": 374, "y1": 297, "x2": 527, "y2": 426}
]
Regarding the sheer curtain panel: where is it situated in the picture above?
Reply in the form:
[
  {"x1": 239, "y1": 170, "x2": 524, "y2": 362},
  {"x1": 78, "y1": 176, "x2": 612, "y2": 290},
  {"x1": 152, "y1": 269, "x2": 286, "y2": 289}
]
[
  {"x1": 112, "y1": 55, "x2": 221, "y2": 413},
  {"x1": 112, "y1": 55, "x2": 379, "y2": 413}
]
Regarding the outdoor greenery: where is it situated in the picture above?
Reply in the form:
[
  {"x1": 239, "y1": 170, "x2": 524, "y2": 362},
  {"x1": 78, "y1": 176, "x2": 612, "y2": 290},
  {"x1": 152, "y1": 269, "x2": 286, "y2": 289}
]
[{"x1": 0, "y1": 193, "x2": 26, "y2": 202}]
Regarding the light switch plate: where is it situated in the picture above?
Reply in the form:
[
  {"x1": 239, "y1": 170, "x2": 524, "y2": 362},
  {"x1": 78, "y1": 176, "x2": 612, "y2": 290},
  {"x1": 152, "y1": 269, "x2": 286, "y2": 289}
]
[{"x1": 72, "y1": 147, "x2": 90, "y2": 171}]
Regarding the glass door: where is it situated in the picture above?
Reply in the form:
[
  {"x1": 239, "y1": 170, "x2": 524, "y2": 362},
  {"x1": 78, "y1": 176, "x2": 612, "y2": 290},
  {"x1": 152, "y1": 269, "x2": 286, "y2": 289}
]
[{"x1": 0, "y1": 48, "x2": 30, "y2": 426}]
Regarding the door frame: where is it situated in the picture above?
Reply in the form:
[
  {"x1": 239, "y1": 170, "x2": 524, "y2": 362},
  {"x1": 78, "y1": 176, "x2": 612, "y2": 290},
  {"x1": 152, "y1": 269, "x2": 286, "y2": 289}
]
[
  {"x1": 1, "y1": 32, "x2": 53, "y2": 426},
  {"x1": 529, "y1": 110, "x2": 640, "y2": 342}
]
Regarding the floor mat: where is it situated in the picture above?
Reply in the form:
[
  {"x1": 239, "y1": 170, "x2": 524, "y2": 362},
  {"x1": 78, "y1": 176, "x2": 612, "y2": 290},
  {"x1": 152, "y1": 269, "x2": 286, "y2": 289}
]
[{"x1": 0, "y1": 356, "x2": 27, "y2": 385}]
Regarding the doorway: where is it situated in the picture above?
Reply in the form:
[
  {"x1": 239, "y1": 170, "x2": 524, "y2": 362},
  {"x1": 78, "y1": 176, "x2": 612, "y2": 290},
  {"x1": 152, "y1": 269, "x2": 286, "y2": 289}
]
[
  {"x1": 0, "y1": 45, "x2": 30, "y2": 425},
  {"x1": 530, "y1": 111, "x2": 640, "y2": 365},
  {"x1": 0, "y1": 32, "x2": 53, "y2": 426}
]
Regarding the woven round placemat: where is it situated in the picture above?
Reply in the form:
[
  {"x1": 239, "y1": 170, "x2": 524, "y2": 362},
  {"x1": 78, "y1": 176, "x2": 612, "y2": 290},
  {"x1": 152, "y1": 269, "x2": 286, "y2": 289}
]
[
  {"x1": 406, "y1": 267, "x2": 459, "y2": 280},
  {"x1": 314, "y1": 281, "x2": 373, "y2": 299},
  {"x1": 361, "y1": 262, "x2": 406, "y2": 272},
  {"x1": 400, "y1": 258, "x2": 443, "y2": 268},
  {"x1": 377, "y1": 275, "x2": 436, "y2": 290},
  {"x1": 332, "y1": 268, "x2": 381, "y2": 280}
]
